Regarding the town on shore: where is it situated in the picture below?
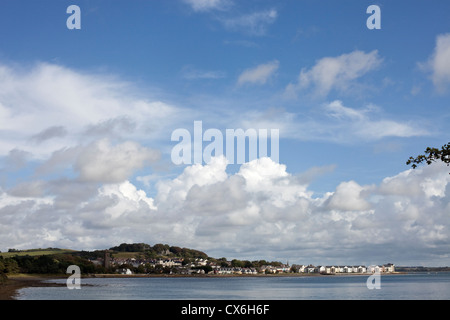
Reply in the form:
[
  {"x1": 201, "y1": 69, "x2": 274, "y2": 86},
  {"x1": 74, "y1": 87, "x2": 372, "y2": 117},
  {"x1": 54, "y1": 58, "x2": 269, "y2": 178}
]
[
  {"x1": 100, "y1": 252, "x2": 396, "y2": 276},
  {"x1": 1, "y1": 243, "x2": 397, "y2": 279}
]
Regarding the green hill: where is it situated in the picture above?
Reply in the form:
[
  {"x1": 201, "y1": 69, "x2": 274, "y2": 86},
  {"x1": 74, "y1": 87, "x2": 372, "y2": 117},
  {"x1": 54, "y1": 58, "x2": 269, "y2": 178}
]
[
  {"x1": 109, "y1": 243, "x2": 209, "y2": 260},
  {"x1": 0, "y1": 243, "x2": 212, "y2": 277},
  {"x1": 0, "y1": 248, "x2": 77, "y2": 258}
]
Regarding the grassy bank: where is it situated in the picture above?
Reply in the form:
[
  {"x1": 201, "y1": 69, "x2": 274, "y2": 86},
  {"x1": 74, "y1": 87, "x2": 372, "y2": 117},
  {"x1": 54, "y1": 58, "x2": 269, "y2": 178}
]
[{"x1": 0, "y1": 249, "x2": 76, "y2": 259}]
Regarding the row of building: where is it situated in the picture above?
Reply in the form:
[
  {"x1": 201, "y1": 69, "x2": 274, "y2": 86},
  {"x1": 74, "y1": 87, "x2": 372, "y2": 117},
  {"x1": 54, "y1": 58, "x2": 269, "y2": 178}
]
[
  {"x1": 210, "y1": 263, "x2": 395, "y2": 275},
  {"x1": 292, "y1": 263, "x2": 395, "y2": 274},
  {"x1": 95, "y1": 253, "x2": 395, "y2": 275}
]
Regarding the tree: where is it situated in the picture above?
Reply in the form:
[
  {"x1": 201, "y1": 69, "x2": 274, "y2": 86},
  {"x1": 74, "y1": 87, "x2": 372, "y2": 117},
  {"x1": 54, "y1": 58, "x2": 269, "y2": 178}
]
[
  {"x1": 407, "y1": 142, "x2": 450, "y2": 173},
  {"x1": 136, "y1": 264, "x2": 146, "y2": 274},
  {"x1": 5, "y1": 257, "x2": 21, "y2": 273},
  {"x1": 192, "y1": 265, "x2": 212, "y2": 274},
  {"x1": 231, "y1": 259, "x2": 244, "y2": 268},
  {"x1": 169, "y1": 246, "x2": 182, "y2": 255},
  {"x1": 182, "y1": 258, "x2": 191, "y2": 266},
  {"x1": 153, "y1": 243, "x2": 170, "y2": 255},
  {"x1": 0, "y1": 271, "x2": 6, "y2": 284}
]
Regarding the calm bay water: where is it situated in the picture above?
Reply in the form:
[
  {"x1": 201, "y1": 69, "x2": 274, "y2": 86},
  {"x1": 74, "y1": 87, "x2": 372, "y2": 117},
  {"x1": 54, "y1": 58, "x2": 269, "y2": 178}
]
[{"x1": 16, "y1": 273, "x2": 450, "y2": 300}]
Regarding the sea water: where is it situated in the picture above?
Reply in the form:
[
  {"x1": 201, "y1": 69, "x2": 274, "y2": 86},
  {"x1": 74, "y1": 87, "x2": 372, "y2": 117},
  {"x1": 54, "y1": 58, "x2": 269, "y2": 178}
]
[{"x1": 16, "y1": 273, "x2": 450, "y2": 300}]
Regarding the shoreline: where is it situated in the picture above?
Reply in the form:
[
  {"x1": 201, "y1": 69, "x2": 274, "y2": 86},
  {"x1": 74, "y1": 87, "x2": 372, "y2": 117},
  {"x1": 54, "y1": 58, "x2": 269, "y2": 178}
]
[
  {"x1": 0, "y1": 275, "x2": 66, "y2": 300},
  {"x1": 0, "y1": 272, "x2": 407, "y2": 300},
  {"x1": 84, "y1": 271, "x2": 408, "y2": 279}
]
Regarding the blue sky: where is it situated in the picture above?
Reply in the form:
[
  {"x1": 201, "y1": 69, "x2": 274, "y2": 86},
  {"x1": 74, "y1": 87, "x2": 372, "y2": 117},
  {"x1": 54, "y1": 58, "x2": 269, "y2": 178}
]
[{"x1": 0, "y1": 0, "x2": 449, "y2": 266}]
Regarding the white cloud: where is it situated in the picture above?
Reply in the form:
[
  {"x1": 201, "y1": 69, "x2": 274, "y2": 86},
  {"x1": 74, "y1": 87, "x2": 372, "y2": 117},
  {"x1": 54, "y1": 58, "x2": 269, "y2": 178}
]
[
  {"x1": 30, "y1": 138, "x2": 160, "y2": 184},
  {"x1": 326, "y1": 181, "x2": 372, "y2": 211},
  {"x1": 99, "y1": 181, "x2": 157, "y2": 214},
  {"x1": 221, "y1": 100, "x2": 428, "y2": 144},
  {"x1": 379, "y1": 163, "x2": 449, "y2": 198},
  {"x1": 237, "y1": 60, "x2": 279, "y2": 86},
  {"x1": 75, "y1": 139, "x2": 160, "y2": 183},
  {"x1": 156, "y1": 156, "x2": 229, "y2": 205},
  {"x1": 183, "y1": 0, "x2": 231, "y2": 12},
  {"x1": 256, "y1": 100, "x2": 427, "y2": 143},
  {"x1": 421, "y1": 33, "x2": 450, "y2": 93},
  {"x1": 221, "y1": 9, "x2": 278, "y2": 36},
  {"x1": 0, "y1": 62, "x2": 180, "y2": 158},
  {"x1": 323, "y1": 100, "x2": 427, "y2": 141},
  {"x1": 286, "y1": 50, "x2": 382, "y2": 98}
]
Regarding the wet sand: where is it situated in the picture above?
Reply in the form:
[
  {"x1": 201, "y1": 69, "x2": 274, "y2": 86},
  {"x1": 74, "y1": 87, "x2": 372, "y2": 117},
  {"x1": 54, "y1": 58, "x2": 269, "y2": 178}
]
[{"x1": 0, "y1": 275, "x2": 65, "y2": 300}]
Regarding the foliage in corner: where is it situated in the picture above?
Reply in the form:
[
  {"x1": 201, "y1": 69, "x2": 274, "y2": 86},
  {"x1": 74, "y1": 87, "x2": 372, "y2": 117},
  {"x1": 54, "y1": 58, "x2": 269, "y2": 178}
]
[{"x1": 407, "y1": 142, "x2": 450, "y2": 174}]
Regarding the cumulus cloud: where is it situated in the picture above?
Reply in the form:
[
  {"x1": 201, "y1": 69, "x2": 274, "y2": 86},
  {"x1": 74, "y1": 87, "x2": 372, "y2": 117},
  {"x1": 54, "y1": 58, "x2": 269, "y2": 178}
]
[
  {"x1": 237, "y1": 60, "x2": 279, "y2": 86},
  {"x1": 421, "y1": 33, "x2": 450, "y2": 93},
  {"x1": 156, "y1": 156, "x2": 229, "y2": 205},
  {"x1": 326, "y1": 181, "x2": 372, "y2": 211},
  {"x1": 2, "y1": 156, "x2": 448, "y2": 265},
  {"x1": 285, "y1": 50, "x2": 382, "y2": 98},
  {"x1": 98, "y1": 181, "x2": 157, "y2": 218}
]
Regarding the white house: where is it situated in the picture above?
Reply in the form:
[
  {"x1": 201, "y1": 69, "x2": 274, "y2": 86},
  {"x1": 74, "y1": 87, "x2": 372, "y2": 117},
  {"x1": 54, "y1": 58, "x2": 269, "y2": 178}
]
[
  {"x1": 119, "y1": 268, "x2": 133, "y2": 275},
  {"x1": 344, "y1": 266, "x2": 353, "y2": 273},
  {"x1": 293, "y1": 265, "x2": 307, "y2": 273},
  {"x1": 383, "y1": 263, "x2": 395, "y2": 273},
  {"x1": 358, "y1": 266, "x2": 367, "y2": 273},
  {"x1": 195, "y1": 258, "x2": 208, "y2": 266},
  {"x1": 307, "y1": 266, "x2": 317, "y2": 273},
  {"x1": 367, "y1": 265, "x2": 381, "y2": 273}
]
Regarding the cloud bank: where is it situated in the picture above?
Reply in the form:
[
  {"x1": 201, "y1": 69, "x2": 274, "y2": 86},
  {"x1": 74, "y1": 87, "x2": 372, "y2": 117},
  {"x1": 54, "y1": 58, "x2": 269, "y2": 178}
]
[{"x1": 1, "y1": 156, "x2": 449, "y2": 266}]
